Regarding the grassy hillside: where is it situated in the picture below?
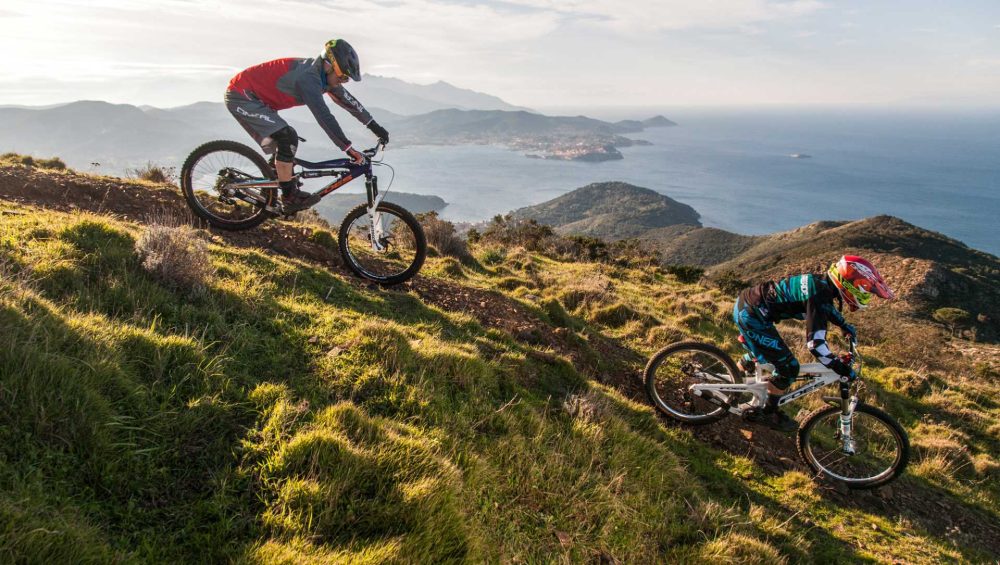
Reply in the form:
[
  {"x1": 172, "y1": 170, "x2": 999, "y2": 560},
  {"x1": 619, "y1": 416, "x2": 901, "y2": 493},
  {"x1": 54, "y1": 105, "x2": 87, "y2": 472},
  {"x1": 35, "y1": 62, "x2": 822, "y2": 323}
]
[
  {"x1": 516, "y1": 181, "x2": 999, "y2": 340},
  {"x1": 1, "y1": 158, "x2": 998, "y2": 563},
  {"x1": 647, "y1": 216, "x2": 1000, "y2": 339},
  {"x1": 640, "y1": 224, "x2": 763, "y2": 267}
]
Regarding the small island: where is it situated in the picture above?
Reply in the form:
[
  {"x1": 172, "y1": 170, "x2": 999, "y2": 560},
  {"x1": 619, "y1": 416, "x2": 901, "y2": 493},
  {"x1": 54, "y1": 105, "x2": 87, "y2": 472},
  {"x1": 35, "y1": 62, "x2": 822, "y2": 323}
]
[{"x1": 519, "y1": 141, "x2": 623, "y2": 162}]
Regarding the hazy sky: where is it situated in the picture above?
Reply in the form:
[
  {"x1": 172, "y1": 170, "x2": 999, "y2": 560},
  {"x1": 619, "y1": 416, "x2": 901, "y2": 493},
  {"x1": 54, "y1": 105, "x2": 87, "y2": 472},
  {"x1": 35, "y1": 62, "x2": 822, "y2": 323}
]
[{"x1": 2, "y1": 0, "x2": 999, "y2": 108}]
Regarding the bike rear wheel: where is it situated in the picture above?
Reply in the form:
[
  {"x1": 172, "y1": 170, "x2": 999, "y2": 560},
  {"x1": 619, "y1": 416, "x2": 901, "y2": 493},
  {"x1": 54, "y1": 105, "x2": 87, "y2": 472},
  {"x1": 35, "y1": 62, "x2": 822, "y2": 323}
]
[
  {"x1": 797, "y1": 403, "x2": 909, "y2": 489},
  {"x1": 180, "y1": 140, "x2": 275, "y2": 231},
  {"x1": 338, "y1": 201, "x2": 426, "y2": 285},
  {"x1": 644, "y1": 341, "x2": 740, "y2": 424}
]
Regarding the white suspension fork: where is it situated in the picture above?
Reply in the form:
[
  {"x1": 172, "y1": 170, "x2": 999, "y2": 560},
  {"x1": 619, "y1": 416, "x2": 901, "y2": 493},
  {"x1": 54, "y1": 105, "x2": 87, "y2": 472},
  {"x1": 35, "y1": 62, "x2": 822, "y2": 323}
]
[
  {"x1": 840, "y1": 395, "x2": 859, "y2": 455},
  {"x1": 367, "y1": 181, "x2": 390, "y2": 251}
]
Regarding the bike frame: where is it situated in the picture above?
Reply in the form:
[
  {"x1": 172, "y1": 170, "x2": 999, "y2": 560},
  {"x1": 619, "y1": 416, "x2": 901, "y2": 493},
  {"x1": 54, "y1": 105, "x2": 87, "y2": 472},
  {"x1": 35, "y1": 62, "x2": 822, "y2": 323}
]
[
  {"x1": 691, "y1": 341, "x2": 861, "y2": 451},
  {"x1": 691, "y1": 362, "x2": 845, "y2": 411},
  {"x1": 229, "y1": 144, "x2": 391, "y2": 249}
]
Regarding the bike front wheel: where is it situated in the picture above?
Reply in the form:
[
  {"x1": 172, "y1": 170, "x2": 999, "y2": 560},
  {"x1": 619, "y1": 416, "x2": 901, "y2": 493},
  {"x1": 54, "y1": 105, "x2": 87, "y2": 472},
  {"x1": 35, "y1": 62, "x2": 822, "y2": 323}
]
[
  {"x1": 797, "y1": 403, "x2": 909, "y2": 489},
  {"x1": 644, "y1": 341, "x2": 740, "y2": 424},
  {"x1": 180, "y1": 140, "x2": 275, "y2": 231},
  {"x1": 338, "y1": 201, "x2": 427, "y2": 285}
]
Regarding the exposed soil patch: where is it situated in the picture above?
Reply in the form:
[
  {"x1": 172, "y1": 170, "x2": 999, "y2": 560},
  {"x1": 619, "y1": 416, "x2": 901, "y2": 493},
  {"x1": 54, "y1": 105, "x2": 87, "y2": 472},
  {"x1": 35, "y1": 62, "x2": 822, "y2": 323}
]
[
  {"x1": 0, "y1": 165, "x2": 341, "y2": 267},
  {"x1": 0, "y1": 165, "x2": 188, "y2": 219}
]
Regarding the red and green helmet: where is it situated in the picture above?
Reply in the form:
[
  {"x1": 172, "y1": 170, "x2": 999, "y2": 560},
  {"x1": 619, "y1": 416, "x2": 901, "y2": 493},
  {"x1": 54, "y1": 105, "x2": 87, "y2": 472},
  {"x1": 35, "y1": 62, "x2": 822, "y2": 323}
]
[
  {"x1": 828, "y1": 255, "x2": 895, "y2": 311},
  {"x1": 324, "y1": 39, "x2": 361, "y2": 81}
]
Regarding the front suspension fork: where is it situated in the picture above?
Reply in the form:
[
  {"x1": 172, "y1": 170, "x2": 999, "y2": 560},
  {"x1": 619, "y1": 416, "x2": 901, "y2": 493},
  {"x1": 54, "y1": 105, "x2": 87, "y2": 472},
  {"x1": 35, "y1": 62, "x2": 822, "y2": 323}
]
[
  {"x1": 365, "y1": 176, "x2": 387, "y2": 251},
  {"x1": 839, "y1": 382, "x2": 858, "y2": 455}
]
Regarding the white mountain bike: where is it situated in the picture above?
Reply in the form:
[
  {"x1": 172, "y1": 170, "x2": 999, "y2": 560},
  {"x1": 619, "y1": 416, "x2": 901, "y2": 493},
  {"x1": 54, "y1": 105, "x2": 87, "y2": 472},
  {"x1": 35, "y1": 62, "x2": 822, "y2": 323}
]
[{"x1": 644, "y1": 337, "x2": 909, "y2": 489}]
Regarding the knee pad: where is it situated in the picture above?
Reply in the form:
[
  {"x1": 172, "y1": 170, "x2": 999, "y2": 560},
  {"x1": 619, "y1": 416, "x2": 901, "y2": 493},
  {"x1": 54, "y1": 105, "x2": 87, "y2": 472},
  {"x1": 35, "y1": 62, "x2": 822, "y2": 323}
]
[{"x1": 268, "y1": 126, "x2": 298, "y2": 162}]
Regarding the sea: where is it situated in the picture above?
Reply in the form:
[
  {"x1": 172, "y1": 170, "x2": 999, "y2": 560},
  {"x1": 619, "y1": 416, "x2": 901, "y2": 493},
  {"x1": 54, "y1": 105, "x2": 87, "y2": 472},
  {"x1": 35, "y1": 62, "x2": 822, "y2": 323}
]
[{"x1": 317, "y1": 107, "x2": 1000, "y2": 256}]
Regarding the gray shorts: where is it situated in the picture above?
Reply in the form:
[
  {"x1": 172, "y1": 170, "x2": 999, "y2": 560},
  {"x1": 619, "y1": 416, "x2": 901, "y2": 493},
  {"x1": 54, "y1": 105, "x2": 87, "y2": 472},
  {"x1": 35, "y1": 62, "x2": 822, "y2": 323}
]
[{"x1": 225, "y1": 89, "x2": 288, "y2": 154}]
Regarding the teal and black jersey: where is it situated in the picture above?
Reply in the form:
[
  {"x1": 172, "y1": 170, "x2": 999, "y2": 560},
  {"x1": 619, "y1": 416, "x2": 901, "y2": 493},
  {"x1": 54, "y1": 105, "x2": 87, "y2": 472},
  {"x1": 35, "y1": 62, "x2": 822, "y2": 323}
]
[{"x1": 737, "y1": 274, "x2": 851, "y2": 377}]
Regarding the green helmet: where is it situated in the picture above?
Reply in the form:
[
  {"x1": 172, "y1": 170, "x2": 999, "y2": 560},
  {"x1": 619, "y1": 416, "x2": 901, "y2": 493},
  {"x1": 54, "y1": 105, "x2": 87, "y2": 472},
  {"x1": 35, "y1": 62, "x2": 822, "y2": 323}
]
[{"x1": 324, "y1": 39, "x2": 361, "y2": 81}]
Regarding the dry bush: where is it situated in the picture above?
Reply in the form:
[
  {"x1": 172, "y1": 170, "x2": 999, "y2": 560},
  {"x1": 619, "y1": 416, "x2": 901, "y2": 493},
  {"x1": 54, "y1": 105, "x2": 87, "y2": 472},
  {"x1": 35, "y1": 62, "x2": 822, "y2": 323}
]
[
  {"x1": 417, "y1": 211, "x2": 471, "y2": 260},
  {"x1": 547, "y1": 236, "x2": 660, "y2": 267},
  {"x1": 562, "y1": 391, "x2": 608, "y2": 423},
  {"x1": 666, "y1": 264, "x2": 705, "y2": 284},
  {"x1": 1, "y1": 152, "x2": 67, "y2": 170},
  {"x1": 713, "y1": 270, "x2": 749, "y2": 295},
  {"x1": 296, "y1": 208, "x2": 333, "y2": 230},
  {"x1": 135, "y1": 224, "x2": 213, "y2": 292},
  {"x1": 127, "y1": 161, "x2": 177, "y2": 185},
  {"x1": 478, "y1": 215, "x2": 660, "y2": 268},
  {"x1": 480, "y1": 214, "x2": 555, "y2": 251}
]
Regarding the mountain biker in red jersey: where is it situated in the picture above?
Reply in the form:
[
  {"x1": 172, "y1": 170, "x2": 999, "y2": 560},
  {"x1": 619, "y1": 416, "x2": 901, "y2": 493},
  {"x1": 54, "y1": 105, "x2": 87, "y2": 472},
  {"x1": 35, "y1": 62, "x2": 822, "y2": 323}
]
[
  {"x1": 732, "y1": 255, "x2": 895, "y2": 431},
  {"x1": 225, "y1": 39, "x2": 390, "y2": 212}
]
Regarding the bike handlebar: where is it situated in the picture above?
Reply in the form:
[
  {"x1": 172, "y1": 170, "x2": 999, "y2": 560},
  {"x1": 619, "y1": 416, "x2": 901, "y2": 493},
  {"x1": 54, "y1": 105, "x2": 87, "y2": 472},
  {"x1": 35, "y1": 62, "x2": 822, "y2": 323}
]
[{"x1": 362, "y1": 141, "x2": 386, "y2": 159}]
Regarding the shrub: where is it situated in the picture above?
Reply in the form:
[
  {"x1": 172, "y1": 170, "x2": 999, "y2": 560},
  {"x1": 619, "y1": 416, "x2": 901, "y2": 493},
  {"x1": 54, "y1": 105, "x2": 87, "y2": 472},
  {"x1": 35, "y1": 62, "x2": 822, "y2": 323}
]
[
  {"x1": 478, "y1": 246, "x2": 506, "y2": 266},
  {"x1": 714, "y1": 270, "x2": 748, "y2": 295},
  {"x1": 480, "y1": 214, "x2": 554, "y2": 251},
  {"x1": 973, "y1": 362, "x2": 997, "y2": 380},
  {"x1": 307, "y1": 228, "x2": 337, "y2": 251},
  {"x1": 932, "y1": 307, "x2": 971, "y2": 336},
  {"x1": 666, "y1": 264, "x2": 705, "y2": 284},
  {"x1": 416, "y1": 211, "x2": 471, "y2": 260},
  {"x1": 127, "y1": 161, "x2": 177, "y2": 184},
  {"x1": 297, "y1": 209, "x2": 333, "y2": 230},
  {"x1": 479, "y1": 216, "x2": 659, "y2": 268},
  {"x1": 606, "y1": 238, "x2": 660, "y2": 267},
  {"x1": 135, "y1": 224, "x2": 214, "y2": 292}
]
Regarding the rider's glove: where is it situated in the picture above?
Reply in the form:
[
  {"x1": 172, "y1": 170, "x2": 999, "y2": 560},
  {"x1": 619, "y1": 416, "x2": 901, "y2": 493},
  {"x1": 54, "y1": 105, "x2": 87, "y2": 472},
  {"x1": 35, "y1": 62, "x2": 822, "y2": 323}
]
[
  {"x1": 367, "y1": 120, "x2": 389, "y2": 144},
  {"x1": 346, "y1": 146, "x2": 365, "y2": 165},
  {"x1": 841, "y1": 323, "x2": 857, "y2": 342}
]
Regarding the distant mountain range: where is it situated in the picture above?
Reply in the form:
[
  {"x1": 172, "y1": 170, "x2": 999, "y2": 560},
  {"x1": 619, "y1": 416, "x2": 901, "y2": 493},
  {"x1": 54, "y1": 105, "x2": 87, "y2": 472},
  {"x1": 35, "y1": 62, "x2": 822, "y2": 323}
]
[
  {"x1": 350, "y1": 74, "x2": 534, "y2": 114},
  {"x1": 0, "y1": 75, "x2": 674, "y2": 173}
]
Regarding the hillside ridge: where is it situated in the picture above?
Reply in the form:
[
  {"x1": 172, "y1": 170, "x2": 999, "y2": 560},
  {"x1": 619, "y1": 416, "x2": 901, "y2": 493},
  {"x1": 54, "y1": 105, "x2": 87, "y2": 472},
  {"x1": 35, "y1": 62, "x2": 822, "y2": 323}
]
[{"x1": 512, "y1": 181, "x2": 701, "y2": 240}]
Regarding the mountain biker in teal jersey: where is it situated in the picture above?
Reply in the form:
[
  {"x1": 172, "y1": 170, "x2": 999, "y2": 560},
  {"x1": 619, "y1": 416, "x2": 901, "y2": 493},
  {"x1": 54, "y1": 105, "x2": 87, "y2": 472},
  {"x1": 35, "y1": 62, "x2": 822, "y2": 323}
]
[
  {"x1": 732, "y1": 255, "x2": 895, "y2": 432},
  {"x1": 225, "y1": 39, "x2": 390, "y2": 212}
]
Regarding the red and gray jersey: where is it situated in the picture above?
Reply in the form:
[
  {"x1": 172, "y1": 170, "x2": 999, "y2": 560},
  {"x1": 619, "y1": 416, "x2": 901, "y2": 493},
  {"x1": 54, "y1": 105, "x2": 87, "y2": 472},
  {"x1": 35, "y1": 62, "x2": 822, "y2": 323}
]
[{"x1": 227, "y1": 57, "x2": 372, "y2": 150}]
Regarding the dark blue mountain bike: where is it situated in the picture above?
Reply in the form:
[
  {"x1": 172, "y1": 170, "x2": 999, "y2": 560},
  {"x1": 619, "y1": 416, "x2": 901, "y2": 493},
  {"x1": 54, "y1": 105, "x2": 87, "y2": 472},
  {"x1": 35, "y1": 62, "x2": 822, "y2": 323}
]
[{"x1": 180, "y1": 140, "x2": 426, "y2": 285}]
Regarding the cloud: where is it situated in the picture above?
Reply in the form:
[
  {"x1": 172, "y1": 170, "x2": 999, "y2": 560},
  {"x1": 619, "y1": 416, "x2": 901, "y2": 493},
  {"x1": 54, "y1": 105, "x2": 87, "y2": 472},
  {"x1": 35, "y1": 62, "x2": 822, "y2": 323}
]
[
  {"x1": 496, "y1": 0, "x2": 825, "y2": 31},
  {"x1": 967, "y1": 58, "x2": 1000, "y2": 68}
]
